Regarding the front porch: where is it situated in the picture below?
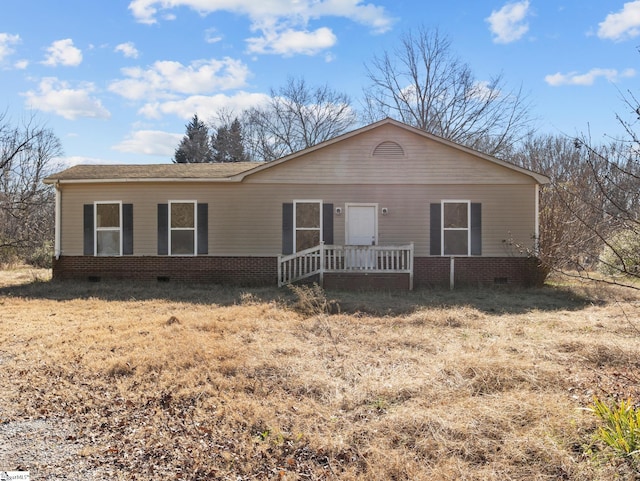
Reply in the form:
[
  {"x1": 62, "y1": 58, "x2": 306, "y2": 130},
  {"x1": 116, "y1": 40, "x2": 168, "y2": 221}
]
[{"x1": 278, "y1": 243, "x2": 414, "y2": 290}]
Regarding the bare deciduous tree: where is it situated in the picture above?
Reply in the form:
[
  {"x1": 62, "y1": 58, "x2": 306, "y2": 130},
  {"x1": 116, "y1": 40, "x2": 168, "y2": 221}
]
[
  {"x1": 244, "y1": 77, "x2": 357, "y2": 161},
  {"x1": 0, "y1": 112, "x2": 63, "y2": 265},
  {"x1": 363, "y1": 26, "x2": 533, "y2": 157},
  {"x1": 510, "y1": 129, "x2": 640, "y2": 287},
  {"x1": 567, "y1": 134, "x2": 640, "y2": 284},
  {"x1": 510, "y1": 135, "x2": 603, "y2": 275}
]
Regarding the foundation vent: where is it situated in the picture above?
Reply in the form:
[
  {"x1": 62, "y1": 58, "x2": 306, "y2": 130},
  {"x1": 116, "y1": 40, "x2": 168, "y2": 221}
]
[{"x1": 373, "y1": 141, "x2": 404, "y2": 157}]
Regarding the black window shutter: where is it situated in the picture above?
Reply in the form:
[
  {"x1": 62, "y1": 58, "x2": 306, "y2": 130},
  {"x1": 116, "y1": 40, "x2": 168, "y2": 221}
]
[
  {"x1": 430, "y1": 203, "x2": 441, "y2": 256},
  {"x1": 157, "y1": 204, "x2": 168, "y2": 255},
  {"x1": 83, "y1": 204, "x2": 94, "y2": 255},
  {"x1": 123, "y1": 204, "x2": 134, "y2": 255},
  {"x1": 471, "y1": 203, "x2": 482, "y2": 256},
  {"x1": 282, "y1": 203, "x2": 293, "y2": 255},
  {"x1": 197, "y1": 203, "x2": 208, "y2": 255},
  {"x1": 322, "y1": 203, "x2": 333, "y2": 245}
]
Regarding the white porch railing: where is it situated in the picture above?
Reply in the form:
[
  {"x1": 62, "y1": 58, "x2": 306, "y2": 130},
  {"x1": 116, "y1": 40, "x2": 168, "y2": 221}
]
[{"x1": 278, "y1": 242, "x2": 414, "y2": 289}]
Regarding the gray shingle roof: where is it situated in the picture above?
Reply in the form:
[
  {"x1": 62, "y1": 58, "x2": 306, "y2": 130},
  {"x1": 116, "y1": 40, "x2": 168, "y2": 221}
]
[{"x1": 44, "y1": 162, "x2": 264, "y2": 182}]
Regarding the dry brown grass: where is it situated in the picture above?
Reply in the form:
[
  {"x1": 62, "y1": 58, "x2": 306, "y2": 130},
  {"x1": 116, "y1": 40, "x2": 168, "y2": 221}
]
[{"x1": 1, "y1": 266, "x2": 640, "y2": 479}]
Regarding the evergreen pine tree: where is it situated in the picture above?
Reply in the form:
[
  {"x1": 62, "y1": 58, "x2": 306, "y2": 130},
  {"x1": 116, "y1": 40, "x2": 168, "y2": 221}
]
[
  {"x1": 212, "y1": 117, "x2": 248, "y2": 162},
  {"x1": 228, "y1": 118, "x2": 248, "y2": 162},
  {"x1": 173, "y1": 114, "x2": 214, "y2": 163},
  {"x1": 212, "y1": 125, "x2": 230, "y2": 163}
]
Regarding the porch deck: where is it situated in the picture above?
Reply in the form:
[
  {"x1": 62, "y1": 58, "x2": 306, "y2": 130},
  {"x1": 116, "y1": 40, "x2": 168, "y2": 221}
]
[{"x1": 278, "y1": 243, "x2": 414, "y2": 290}]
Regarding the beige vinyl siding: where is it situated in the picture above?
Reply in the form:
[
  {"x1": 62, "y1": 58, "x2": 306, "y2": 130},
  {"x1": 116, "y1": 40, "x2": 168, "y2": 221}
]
[
  {"x1": 245, "y1": 125, "x2": 536, "y2": 185},
  {"x1": 59, "y1": 182, "x2": 536, "y2": 258}
]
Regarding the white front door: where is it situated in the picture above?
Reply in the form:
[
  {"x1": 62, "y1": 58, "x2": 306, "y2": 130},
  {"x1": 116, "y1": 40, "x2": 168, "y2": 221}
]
[
  {"x1": 345, "y1": 204, "x2": 377, "y2": 269},
  {"x1": 346, "y1": 204, "x2": 377, "y2": 245}
]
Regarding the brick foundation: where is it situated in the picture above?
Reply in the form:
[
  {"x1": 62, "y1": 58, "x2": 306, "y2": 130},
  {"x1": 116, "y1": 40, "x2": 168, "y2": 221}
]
[
  {"x1": 52, "y1": 256, "x2": 277, "y2": 286},
  {"x1": 52, "y1": 255, "x2": 544, "y2": 288},
  {"x1": 323, "y1": 272, "x2": 410, "y2": 290},
  {"x1": 414, "y1": 256, "x2": 544, "y2": 288}
]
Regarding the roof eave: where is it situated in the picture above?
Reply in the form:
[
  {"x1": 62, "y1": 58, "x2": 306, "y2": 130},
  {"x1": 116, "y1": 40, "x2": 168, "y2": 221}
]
[{"x1": 44, "y1": 177, "x2": 242, "y2": 184}]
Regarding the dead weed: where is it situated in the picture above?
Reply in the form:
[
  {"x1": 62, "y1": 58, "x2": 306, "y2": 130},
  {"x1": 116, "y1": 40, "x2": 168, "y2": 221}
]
[{"x1": 0, "y1": 273, "x2": 639, "y2": 479}]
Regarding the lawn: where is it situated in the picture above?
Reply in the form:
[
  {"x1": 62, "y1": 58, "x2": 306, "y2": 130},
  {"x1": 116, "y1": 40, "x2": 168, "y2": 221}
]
[{"x1": 0, "y1": 266, "x2": 639, "y2": 480}]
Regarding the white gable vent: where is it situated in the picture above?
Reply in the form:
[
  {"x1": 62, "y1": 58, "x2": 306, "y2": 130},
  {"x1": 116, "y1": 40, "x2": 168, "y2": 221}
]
[{"x1": 373, "y1": 141, "x2": 404, "y2": 157}]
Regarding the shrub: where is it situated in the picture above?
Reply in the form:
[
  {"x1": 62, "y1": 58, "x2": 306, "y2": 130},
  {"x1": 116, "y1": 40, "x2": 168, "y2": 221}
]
[
  {"x1": 287, "y1": 283, "x2": 339, "y2": 316},
  {"x1": 26, "y1": 242, "x2": 53, "y2": 269},
  {"x1": 590, "y1": 396, "x2": 640, "y2": 466},
  {"x1": 0, "y1": 245, "x2": 20, "y2": 268},
  {"x1": 599, "y1": 229, "x2": 640, "y2": 277}
]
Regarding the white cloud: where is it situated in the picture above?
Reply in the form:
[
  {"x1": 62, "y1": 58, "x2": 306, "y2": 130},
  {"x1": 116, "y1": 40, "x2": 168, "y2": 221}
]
[
  {"x1": 309, "y1": 0, "x2": 393, "y2": 34},
  {"x1": 115, "y1": 42, "x2": 140, "y2": 58},
  {"x1": 138, "y1": 91, "x2": 270, "y2": 119},
  {"x1": 14, "y1": 59, "x2": 28, "y2": 69},
  {"x1": 42, "y1": 39, "x2": 83, "y2": 67},
  {"x1": 247, "y1": 27, "x2": 337, "y2": 56},
  {"x1": 22, "y1": 77, "x2": 110, "y2": 120},
  {"x1": 61, "y1": 155, "x2": 123, "y2": 167},
  {"x1": 0, "y1": 33, "x2": 20, "y2": 62},
  {"x1": 467, "y1": 80, "x2": 501, "y2": 101},
  {"x1": 544, "y1": 68, "x2": 636, "y2": 86},
  {"x1": 324, "y1": 51, "x2": 336, "y2": 63},
  {"x1": 598, "y1": 1, "x2": 640, "y2": 41},
  {"x1": 128, "y1": 0, "x2": 394, "y2": 55},
  {"x1": 128, "y1": 0, "x2": 393, "y2": 30},
  {"x1": 109, "y1": 57, "x2": 250, "y2": 100},
  {"x1": 486, "y1": 1, "x2": 531, "y2": 44},
  {"x1": 112, "y1": 130, "x2": 183, "y2": 156},
  {"x1": 205, "y1": 28, "x2": 222, "y2": 44}
]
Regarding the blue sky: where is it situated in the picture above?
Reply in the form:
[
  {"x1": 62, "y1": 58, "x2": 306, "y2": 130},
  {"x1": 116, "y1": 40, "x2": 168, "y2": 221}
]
[{"x1": 1, "y1": 1, "x2": 638, "y2": 165}]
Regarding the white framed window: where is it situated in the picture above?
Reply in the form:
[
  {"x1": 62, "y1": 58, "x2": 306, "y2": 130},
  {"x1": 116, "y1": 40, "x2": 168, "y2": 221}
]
[
  {"x1": 294, "y1": 200, "x2": 322, "y2": 252},
  {"x1": 442, "y1": 200, "x2": 470, "y2": 256},
  {"x1": 95, "y1": 201, "x2": 122, "y2": 256},
  {"x1": 169, "y1": 201, "x2": 197, "y2": 255}
]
